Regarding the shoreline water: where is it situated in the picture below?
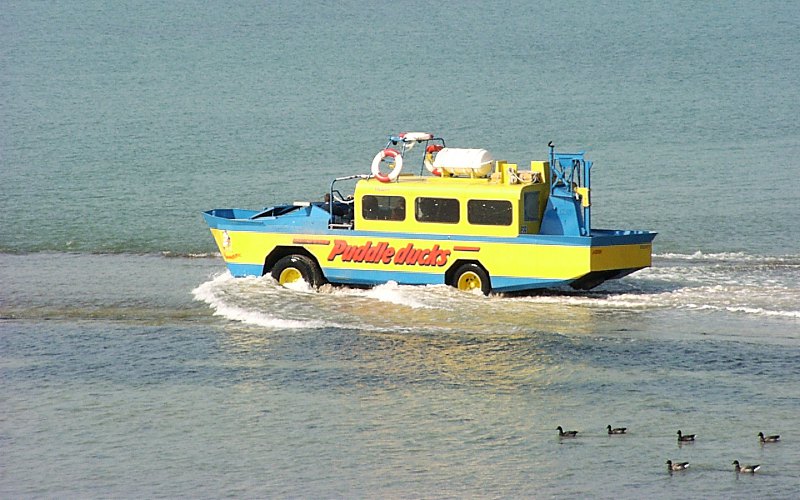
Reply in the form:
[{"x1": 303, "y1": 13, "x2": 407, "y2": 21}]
[{"x1": 3, "y1": 250, "x2": 799, "y2": 498}]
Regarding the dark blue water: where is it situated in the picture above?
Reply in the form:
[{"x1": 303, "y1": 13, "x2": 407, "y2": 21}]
[{"x1": 2, "y1": 1, "x2": 799, "y2": 497}]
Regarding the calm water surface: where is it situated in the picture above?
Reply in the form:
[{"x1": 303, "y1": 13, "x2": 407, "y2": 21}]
[{"x1": 2, "y1": 0, "x2": 799, "y2": 498}]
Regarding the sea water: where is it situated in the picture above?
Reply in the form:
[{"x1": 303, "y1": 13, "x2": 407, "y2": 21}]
[{"x1": 2, "y1": 1, "x2": 799, "y2": 498}]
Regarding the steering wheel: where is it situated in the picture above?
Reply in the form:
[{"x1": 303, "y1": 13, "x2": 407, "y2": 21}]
[{"x1": 331, "y1": 190, "x2": 354, "y2": 204}]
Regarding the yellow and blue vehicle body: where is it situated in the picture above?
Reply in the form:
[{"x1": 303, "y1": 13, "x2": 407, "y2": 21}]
[{"x1": 203, "y1": 135, "x2": 656, "y2": 293}]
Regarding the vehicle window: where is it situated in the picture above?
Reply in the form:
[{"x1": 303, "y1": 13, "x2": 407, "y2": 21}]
[
  {"x1": 468, "y1": 199, "x2": 513, "y2": 226},
  {"x1": 523, "y1": 192, "x2": 540, "y2": 222},
  {"x1": 415, "y1": 197, "x2": 459, "y2": 223},
  {"x1": 362, "y1": 195, "x2": 405, "y2": 221}
]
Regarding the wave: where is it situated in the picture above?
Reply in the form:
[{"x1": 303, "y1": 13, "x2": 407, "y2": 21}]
[
  {"x1": 4, "y1": 250, "x2": 795, "y2": 326},
  {"x1": 190, "y1": 272, "x2": 456, "y2": 330},
  {"x1": 503, "y1": 285, "x2": 800, "y2": 320},
  {"x1": 162, "y1": 251, "x2": 220, "y2": 259},
  {"x1": 655, "y1": 251, "x2": 800, "y2": 265},
  {"x1": 690, "y1": 304, "x2": 800, "y2": 319},
  {"x1": 0, "y1": 249, "x2": 222, "y2": 260},
  {"x1": 191, "y1": 273, "x2": 333, "y2": 329},
  {"x1": 191, "y1": 260, "x2": 800, "y2": 330}
]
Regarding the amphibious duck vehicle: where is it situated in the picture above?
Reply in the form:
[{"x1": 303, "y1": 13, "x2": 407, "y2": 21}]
[{"x1": 203, "y1": 133, "x2": 656, "y2": 294}]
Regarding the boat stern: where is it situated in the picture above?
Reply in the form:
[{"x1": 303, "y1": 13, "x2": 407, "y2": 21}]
[{"x1": 570, "y1": 229, "x2": 657, "y2": 289}]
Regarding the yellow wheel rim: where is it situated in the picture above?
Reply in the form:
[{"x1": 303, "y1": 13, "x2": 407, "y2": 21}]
[
  {"x1": 457, "y1": 271, "x2": 482, "y2": 291},
  {"x1": 278, "y1": 267, "x2": 303, "y2": 285}
]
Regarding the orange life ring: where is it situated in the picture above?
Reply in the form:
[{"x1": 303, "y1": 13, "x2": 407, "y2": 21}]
[
  {"x1": 371, "y1": 148, "x2": 403, "y2": 183},
  {"x1": 424, "y1": 144, "x2": 444, "y2": 176}
]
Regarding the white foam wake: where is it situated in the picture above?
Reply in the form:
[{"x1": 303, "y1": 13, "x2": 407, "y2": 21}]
[
  {"x1": 192, "y1": 273, "x2": 329, "y2": 329},
  {"x1": 192, "y1": 259, "x2": 800, "y2": 328},
  {"x1": 358, "y1": 281, "x2": 435, "y2": 309},
  {"x1": 655, "y1": 251, "x2": 800, "y2": 264}
]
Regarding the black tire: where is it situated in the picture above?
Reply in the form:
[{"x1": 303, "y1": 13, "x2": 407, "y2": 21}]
[
  {"x1": 451, "y1": 263, "x2": 491, "y2": 295},
  {"x1": 271, "y1": 254, "x2": 326, "y2": 288}
]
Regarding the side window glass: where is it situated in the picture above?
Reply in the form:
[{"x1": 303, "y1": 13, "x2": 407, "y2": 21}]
[
  {"x1": 415, "y1": 197, "x2": 459, "y2": 223},
  {"x1": 362, "y1": 195, "x2": 405, "y2": 221},
  {"x1": 523, "y1": 192, "x2": 540, "y2": 222},
  {"x1": 468, "y1": 199, "x2": 513, "y2": 226}
]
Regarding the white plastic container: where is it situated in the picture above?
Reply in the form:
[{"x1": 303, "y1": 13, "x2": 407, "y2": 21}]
[{"x1": 432, "y1": 148, "x2": 494, "y2": 177}]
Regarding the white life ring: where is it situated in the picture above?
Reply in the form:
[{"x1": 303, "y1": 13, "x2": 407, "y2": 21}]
[
  {"x1": 400, "y1": 132, "x2": 433, "y2": 142},
  {"x1": 399, "y1": 132, "x2": 433, "y2": 151},
  {"x1": 424, "y1": 144, "x2": 444, "y2": 176},
  {"x1": 371, "y1": 148, "x2": 403, "y2": 183}
]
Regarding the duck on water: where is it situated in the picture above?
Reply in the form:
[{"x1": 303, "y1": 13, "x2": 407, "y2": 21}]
[
  {"x1": 557, "y1": 426, "x2": 578, "y2": 438},
  {"x1": 733, "y1": 460, "x2": 761, "y2": 473},
  {"x1": 758, "y1": 432, "x2": 780, "y2": 443},
  {"x1": 666, "y1": 460, "x2": 690, "y2": 472}
]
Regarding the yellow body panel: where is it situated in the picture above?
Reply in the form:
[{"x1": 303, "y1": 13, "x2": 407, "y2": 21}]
[
  {"x1": 354, "y1": 175, "x2": 547, "y2": 237},
  {"x1": 211, "y1": 228, "x2": 651, "y2": 282},
  {"x1": 591, "y1": 243, "x2": 653, "y2": 270}
]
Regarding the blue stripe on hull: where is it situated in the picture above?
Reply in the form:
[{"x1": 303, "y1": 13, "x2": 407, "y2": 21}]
[
  {"x1": 226, "y1": 262, "x2": 264, "y2": 277},
  {"x1": 225, "y1": 263, "x2": 573, "y2": 291},
  {"x1": 489, "y1": 276, "x2": 572, "y2": 292},
  {"x1": 322, "y1": 268, "x2": 445, "y2": 287},
  {"x1": 321, "y1": 267, "x2": 569, "y2": 291}
]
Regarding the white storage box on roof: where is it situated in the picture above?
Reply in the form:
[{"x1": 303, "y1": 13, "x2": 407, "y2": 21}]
[{"x1": 433, "y1": 148, "x2": 494, "y2": 177}]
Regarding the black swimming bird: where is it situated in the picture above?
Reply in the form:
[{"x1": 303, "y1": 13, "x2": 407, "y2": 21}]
[
  {"x1": 557, "y1": 426, "x2": 578, "y2": 438},
  {"x1": 758, "y1": 432, "x2": 780, "y2": 443},
  {"x1": 677, "y1": 430, "x2": 696, "y2": 442},
  {"x1": 733, "y1": 460, "x2": 761, "y2": 473},
  {"x1": 607, "y1": 425, "x2": 627, "y2": 435},
  {"x1": 666, "y1": 460, "x2": 689, "y2": 471}
]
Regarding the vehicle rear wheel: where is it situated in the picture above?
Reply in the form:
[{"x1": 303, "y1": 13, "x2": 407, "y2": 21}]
[
  {"x1": 271, "y1": 254, "x2": 326, "y2": 288},
  {"x1": 451, "y1": 263, "x2": 491, "y2": 295}
]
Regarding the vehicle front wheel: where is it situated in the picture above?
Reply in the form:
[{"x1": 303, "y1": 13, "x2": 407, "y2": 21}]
[
  {"x1": 271, "y1": 254, "x2": 326, "y2": 289},
  {"x1": 451, "y1": 263, "x2": 491, "y2": 295}
]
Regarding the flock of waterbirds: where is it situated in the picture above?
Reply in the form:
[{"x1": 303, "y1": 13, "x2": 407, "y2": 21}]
[{"x1": 556, "y1": 425, "x2": 781, "y2": 474}]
